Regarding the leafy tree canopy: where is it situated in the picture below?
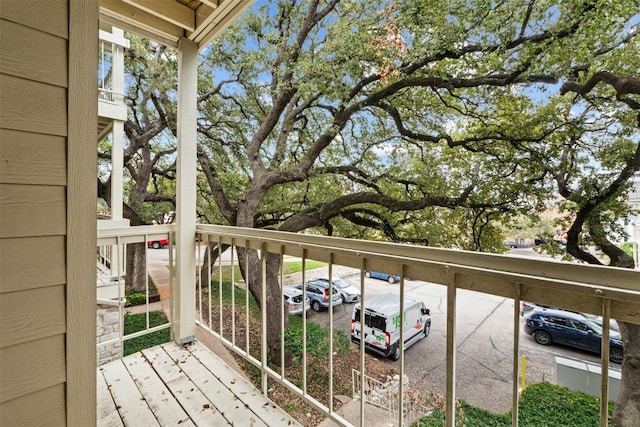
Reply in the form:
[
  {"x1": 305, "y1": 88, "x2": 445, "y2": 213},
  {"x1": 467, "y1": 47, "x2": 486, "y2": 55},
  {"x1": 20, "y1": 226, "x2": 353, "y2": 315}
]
[
  {"x1": 100, "y1": 3, "x2": 640, "y2": 403},
  {"x1": 189, "y1": 0, "x2": 639, "y2": 253}
]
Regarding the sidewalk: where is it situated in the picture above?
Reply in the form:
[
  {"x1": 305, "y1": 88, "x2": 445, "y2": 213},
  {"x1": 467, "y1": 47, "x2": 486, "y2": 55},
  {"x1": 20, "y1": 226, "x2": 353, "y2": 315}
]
[
  {"x1": 124, "y1": 299, "x2": 167, "y2": 315},
  {"x1": 123, "y1": 252, "x2": 172, "y2": 316}
]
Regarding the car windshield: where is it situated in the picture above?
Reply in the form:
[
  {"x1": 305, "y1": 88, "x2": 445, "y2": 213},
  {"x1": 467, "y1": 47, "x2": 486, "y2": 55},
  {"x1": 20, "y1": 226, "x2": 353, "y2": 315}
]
[{"x1": 334, "y1": 279, "x2": 350, "y2": 289}]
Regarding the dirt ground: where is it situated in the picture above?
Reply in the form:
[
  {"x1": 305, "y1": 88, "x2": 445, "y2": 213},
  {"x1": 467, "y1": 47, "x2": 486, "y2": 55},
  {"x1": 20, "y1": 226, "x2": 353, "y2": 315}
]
[
  {"x1": 264, "y1": 347, "x2": 399, "y2": 426},
  {"x1": 194, "y1": 265, "x2": 448, "y2": 426}
]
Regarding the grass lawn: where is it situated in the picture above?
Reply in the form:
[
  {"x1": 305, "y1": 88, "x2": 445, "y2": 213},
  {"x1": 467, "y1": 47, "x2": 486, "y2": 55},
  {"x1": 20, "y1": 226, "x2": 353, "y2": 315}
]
[{"x1": 123, "y1": 311, "x2": 170, "y2": 356}]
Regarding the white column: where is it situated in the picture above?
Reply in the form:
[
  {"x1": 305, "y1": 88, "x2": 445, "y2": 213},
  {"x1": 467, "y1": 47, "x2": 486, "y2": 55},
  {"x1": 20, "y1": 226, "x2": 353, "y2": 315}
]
[
  {"x1": 111, "y1": 27, "x2": 126, "y2": 222},
  {"x1": 110, "y1": 121, "x2": 125, "y2": 284},
  {"x1": 111, "y1": 121, "x2": 124, "y2": 221},
  {"x1": 174, "y1": 37, "x2": 198, "y2": 344},
  {"x1": 110, "y1": 28, "x2": 127, "y2": 281}
]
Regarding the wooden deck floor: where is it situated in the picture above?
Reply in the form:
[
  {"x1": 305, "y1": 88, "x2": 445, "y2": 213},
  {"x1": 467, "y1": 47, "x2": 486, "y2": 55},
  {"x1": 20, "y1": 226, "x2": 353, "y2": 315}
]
[{"x1": 97, "y1": 341, "x2": 301, "y2": 426}]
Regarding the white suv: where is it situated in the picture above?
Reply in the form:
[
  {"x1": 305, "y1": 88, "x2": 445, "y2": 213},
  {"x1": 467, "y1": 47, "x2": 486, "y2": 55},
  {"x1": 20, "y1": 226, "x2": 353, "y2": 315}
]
[
  {"x1": 308, "y1": 277, "x2": 361, "y2": 303},
  {"x1": 283, "y1": 286, "x2": 310, "y2": 315}
]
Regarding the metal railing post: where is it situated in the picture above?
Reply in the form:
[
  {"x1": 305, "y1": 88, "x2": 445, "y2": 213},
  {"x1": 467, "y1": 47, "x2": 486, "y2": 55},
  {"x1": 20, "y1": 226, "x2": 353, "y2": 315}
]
[
  {"x1": 445, "y1": 268, "x2": 457, "y2": 427},
  {"x1": 599, "y1": 296, "x2": 611, "y2": 427},
  {"x1": 513, "y1": 284, "x2": 522, "y2": 427}
]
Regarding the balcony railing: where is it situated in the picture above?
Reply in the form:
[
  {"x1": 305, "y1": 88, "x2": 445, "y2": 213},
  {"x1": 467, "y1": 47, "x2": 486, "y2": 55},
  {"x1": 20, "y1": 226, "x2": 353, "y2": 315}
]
[
  {"x1": 96, "y1": 225, "x2": 174, "y2": 365},
  {"x1": 98, "y1": 29, "x2": 127, "y2": 105},
  {"x1": 96, "y1": 224, "x2": 640, "y2": 426}
]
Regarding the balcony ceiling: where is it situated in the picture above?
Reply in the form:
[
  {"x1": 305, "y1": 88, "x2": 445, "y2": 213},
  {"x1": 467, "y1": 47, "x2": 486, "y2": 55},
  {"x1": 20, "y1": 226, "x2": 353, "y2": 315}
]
[{"x1": 100, "y1": 0, "x2": 253, "y2": 50}]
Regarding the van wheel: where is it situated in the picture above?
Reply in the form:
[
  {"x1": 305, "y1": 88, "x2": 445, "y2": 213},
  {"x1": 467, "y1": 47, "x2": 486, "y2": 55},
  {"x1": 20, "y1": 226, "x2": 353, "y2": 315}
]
[{"x1": 390, "y1": 345, "x2": 400, "y2": 361}]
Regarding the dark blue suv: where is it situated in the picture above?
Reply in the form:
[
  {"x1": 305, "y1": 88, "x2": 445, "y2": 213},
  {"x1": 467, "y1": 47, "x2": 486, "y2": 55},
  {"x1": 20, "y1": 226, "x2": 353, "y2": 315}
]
[{"x1": 523, "y1": 308, "x2": 624, "y2": 364}]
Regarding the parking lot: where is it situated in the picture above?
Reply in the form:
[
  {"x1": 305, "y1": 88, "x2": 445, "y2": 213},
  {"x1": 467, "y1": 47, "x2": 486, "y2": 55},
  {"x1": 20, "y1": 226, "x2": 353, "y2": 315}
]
[
  {"x1": 151, "y1": 247, "x2": 617, "y2": 414},
  {"x1": 302, "y1": 268, "x2": 618, "y2": 414}
]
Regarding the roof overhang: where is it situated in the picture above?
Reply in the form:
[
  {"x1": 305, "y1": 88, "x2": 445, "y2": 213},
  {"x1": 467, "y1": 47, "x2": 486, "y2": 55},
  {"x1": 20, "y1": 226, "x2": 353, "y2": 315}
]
[{"x1": 99, "y1": 0, "x2": 253, "y2": 50}]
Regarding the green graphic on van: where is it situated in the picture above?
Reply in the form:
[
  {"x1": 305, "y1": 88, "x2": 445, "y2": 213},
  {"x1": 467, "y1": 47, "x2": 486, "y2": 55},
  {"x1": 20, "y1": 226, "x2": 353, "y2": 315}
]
[
  {"x1": 392, "y1": 315, "x2": 401, "y2": 329},
  {"x1": 393, "y1": 311, "x2": 409, "y2": 329}
]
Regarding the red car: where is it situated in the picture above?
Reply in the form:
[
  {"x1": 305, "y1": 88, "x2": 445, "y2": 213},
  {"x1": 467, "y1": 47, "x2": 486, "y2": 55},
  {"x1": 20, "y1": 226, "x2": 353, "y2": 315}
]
[{"x1": 147, "y1": 239, "x2": 169, "y2": 249}]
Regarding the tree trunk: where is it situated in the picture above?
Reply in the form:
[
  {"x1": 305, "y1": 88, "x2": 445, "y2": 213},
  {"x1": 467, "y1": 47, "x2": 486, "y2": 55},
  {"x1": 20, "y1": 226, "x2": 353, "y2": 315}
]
[
  {"x1": 612, "y1": 321, "x2": 640, "y2": 426},
  {"x1": 125, "y1": 242, "x2": 147, "y2": 292},
  {"x1": 197, "y1": 239, "x2": 289, "y2": 364},
  {"x1": 236, "y1": 247, "x2": 287, "y2": 365}
]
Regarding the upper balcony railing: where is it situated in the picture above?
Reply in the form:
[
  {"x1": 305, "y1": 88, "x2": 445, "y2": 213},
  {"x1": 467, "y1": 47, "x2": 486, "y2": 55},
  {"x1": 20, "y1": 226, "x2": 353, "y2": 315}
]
[
  {"x1": 98, "y1": 28, "x2": 128, "y2": 136},
  {"x1": 96, "y1": 223, "x2": 640, "y2": 426},
  {"x1": 98, "y1": 29, "x2": 128, "y2": 105},
  {"x1": 98, "y1": 66, "x2": 115, "y2": 103}
]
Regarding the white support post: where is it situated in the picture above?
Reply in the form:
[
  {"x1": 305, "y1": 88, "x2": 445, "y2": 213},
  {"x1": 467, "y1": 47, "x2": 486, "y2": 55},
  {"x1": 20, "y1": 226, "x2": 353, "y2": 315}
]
[
  {"x1": 109, "y1": 27, "x2": 127, "y2": 281},
  {"x1": 111, "y1": 120, "x2": 124, "y2": 221},
  {"x1": 110, "y1": 29, "x2": 125, "y2": 221},
  {"x1": 110, "y1": 120, "x2": 125, "y2": 282},
  {"x1": 174, "y1": 37, "x2": 198, "y2": 344}
]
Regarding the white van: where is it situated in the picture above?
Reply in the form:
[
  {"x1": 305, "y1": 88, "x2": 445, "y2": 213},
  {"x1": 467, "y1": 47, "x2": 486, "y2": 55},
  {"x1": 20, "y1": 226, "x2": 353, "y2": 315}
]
[{"x1": 351, "y1": 293, "x2": 431, "y2": 360}]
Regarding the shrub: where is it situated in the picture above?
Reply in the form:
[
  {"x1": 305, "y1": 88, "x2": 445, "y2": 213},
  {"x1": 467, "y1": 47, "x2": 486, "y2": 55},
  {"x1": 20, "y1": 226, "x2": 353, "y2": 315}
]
[
  {"x1": 124, "y1": 276, "x2": 159, "y2": 306},
  {"x1": 412, "y1": 382, "x2": 615, "y2": 427},
  {"x1": 125, "y1": 292, "x2": 147, "y2": 307},
  {"x1": 518, "y1": 382, "x2": 614, "y2": 426},
  {"x1": 412, "y1": 402, "x2": 510, "y2": 427},
  {"x1": 283, "y1": 316, "x2": 350, "y2": 361}
]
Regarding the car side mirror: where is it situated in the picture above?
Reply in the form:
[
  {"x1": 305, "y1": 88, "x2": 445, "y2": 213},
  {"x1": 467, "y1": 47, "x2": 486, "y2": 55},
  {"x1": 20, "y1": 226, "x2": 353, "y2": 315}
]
[{"x1": 422, "y1": 308, "x2": 430, "y2": 315}]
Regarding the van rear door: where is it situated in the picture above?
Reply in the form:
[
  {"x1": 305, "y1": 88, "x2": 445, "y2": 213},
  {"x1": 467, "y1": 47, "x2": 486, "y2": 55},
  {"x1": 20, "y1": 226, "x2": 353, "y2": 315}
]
[{"x1": 353, "y1": 307, "x2": 390, "y2": 353}]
